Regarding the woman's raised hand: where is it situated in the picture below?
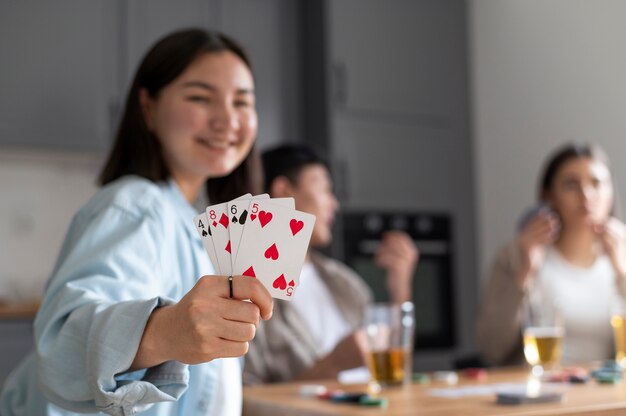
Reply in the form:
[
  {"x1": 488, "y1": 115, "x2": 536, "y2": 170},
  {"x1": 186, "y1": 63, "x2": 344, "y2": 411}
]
[
  {"x1": 595, "y1": 217, "x2": 626, "y2": 280},
  {"x1": 516, "y1": 210, "x2": 559, "y2": 289}
]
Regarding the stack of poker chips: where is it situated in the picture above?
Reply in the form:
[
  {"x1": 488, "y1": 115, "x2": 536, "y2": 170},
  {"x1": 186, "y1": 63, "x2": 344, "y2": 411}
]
[{"x1": 591, "y1": 360, "x2": 623, "y2": 384}]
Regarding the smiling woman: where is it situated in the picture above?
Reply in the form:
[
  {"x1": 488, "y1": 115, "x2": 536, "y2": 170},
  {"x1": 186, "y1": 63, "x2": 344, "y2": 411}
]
[
  {"x1": 0, "y1": 28, "x2": 273, "y2": 416},
  {"x1": 99, "y1": 29, "x2": 263, "y2": 205},
  {"x1": 138, "y1": 51, "x2": 258, "y2": 198}
]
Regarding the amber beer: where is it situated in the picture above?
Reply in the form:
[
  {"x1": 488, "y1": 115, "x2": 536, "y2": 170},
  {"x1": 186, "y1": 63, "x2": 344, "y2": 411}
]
[
  {"x1": 523, "y1": 326, "x2": 564, "y2": 367},
  {"x1": 368, "y1": 347, "x2": 408, "y2": 385},
  {"x1": 611, "y1": 315, "x2": 626, "y2": 367},
  {"x1": 365, "y1": 302, "x2": 415, "y2": 385}
]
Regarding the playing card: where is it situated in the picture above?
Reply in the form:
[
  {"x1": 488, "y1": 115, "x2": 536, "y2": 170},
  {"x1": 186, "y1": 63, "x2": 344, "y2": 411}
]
[
  {"x1": 207, "y1": 193, "x2": 265, "y2": 276},
  {"x1": 228, "y1": 197, "x2": 295, "y2": 270},
  {"x1": 193, "y1": 212, "x2": 220, "y2": 273},
  {"x1": 204, "y1": 193, "x2": 251, "y2": 274},
  {"x1": 233, "y1": 199, "x2": 315, "y2": 300}
]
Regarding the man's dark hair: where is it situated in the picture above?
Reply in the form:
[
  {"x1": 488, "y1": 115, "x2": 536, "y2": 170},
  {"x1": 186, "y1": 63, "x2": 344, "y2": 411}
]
[{"x1": 261, "y1": 144, "x2": 330, "y2": 193}]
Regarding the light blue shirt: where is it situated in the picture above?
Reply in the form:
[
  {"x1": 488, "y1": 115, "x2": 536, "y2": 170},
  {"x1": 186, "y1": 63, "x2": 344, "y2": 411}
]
[{"x1": 0, "y1": 176, "x2": 235, "y2": 415}]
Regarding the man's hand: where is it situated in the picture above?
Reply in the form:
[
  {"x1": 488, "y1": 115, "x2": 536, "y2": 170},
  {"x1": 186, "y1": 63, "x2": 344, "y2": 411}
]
[{"x1": 375, "y1": 231, "x2": 419, "y2": 303}]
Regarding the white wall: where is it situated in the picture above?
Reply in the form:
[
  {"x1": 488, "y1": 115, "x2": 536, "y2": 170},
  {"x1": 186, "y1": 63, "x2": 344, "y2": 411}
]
[
  {"x1": 0, "y1": 149, "x2": 100, "y2": 303},
  {"x1": 469, "y1": 0, "x2": 626, "y2": 286}
]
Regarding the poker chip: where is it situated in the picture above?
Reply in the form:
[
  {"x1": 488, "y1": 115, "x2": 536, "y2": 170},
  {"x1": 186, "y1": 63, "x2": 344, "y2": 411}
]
[
  {"x1": 316, "y1": 389, "x2": 344, "y2": 400},
  {"x1": 433, "y1": 371, "x2": 459, "y2": 385},
  {"x1": 329, "y1": 392, "x2": 368, "y2": 403},
  {"x1": 462, "y1": 368, "x2": 488, "y2": 381},
  {"x1": 358, "y1": 396, "x2": 388, "y2": 407},
  {"x1": 299, "y1": 384, "x2": 327, "y2": 398},
  {"x1": 412, "y1": 373, "x2": 431, "y2": 384},
  {"x1": 590, "y1": 361, "x2": 623, "y2": 384},
  {"x1": 594, "y1": 373, "x2": 622, "y2": 384},
  {"x1": 545, "y1": 367, "x2": 590, "y2": 384},
  {"x1": 568, "y1": 375, "x2": 590, "y2": 384},
  {"x1": 314, "y1": 389, "x2": 388, "y2": 408}
]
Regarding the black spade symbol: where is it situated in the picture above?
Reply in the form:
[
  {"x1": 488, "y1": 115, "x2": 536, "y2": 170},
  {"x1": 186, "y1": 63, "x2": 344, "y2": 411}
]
[
  {"x1": 239, "y1": 210, "x2": 248, "y2": 225},
  {"x1": 201, "y1": 230, "x2": 207, "y2": 237}
]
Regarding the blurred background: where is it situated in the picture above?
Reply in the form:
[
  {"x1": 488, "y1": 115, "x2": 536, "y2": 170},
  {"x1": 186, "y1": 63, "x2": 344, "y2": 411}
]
[{"x1": 2, "y1": 0, "x2": 626, "y2": 379}]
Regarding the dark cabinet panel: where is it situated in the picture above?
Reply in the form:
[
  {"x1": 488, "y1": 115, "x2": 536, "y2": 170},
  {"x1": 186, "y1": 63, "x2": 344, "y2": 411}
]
[{"x1": 0, "y1": 320, "x2": 34, "y2": 385}]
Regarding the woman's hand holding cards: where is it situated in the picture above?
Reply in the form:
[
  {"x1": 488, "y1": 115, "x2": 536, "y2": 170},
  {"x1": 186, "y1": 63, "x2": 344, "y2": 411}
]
[{"x1": 131, "y1": 275, "x2": 273, "y2": 369}]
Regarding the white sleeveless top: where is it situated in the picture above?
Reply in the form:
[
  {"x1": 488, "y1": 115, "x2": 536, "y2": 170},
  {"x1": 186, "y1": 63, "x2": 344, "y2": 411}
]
[
  {"x1": 292, "y1": 262, "x2": 352, "y2": 355},
  {"x1": 534, "y1": 247, "x2": 617, "y2": 364}
]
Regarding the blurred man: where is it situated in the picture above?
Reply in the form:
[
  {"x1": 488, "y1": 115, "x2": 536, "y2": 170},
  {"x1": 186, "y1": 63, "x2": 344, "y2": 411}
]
[{"x1": 244, "y1": 144, "x2": 418, "y2": 384}]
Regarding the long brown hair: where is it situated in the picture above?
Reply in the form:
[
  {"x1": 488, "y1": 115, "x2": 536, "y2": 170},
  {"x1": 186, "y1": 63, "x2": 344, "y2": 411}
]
[{"x1": 98, "y1": 28, "x2": 262, "y2": 203}]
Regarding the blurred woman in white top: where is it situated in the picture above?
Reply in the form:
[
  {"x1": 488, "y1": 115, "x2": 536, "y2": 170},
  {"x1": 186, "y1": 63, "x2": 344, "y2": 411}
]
[{"x1": 477, "y1": 142, "x2": 626, "y2": 366}]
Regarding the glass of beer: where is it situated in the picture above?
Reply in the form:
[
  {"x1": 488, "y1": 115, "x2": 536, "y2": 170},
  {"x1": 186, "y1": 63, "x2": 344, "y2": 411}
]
[
  {"x1": 522, "y1": 296, "x2": 564, "y2": 377},
  {"x1": 364, "y1": 302, "x2": 415, "y2": 387},
  {"x1": 611, "y1": 315, "x2": 626, "y2": 368},
  {"x1": 610, "y1": 297, "x2": 626, "y2": 368}
]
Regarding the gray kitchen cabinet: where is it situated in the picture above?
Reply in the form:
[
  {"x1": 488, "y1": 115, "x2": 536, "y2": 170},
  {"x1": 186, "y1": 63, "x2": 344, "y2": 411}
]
[
  {"x1": 0, "y1": 1, "x2": 119, "y2": 151},
  {"x1": 218, "y1": 0, "x2": 302, "y2": 148},
  {"x1": 122, "y1": 0, "x2": 221, "y2": 79},
  {"x1": 331, "y1": 118, "x2": 471, "y2": 210},
  {"x1": 0, "y1": 0, "x2": 300, "y2": 152},
  {"x1": 0, "y1": 319, "x2": 34, "y2": 385},
  {"x1": 327, "y1": 0, "x2": 467, "y2": 119},
  {"x1": 324, "y1": 0, "x2": 478, "y2": 368},
  {"x1": 325, "y1": 0, "x2": 472, "y2": 216},
  {"x1": 0, "y1": 0, "x2": 217, "y2": 152}
]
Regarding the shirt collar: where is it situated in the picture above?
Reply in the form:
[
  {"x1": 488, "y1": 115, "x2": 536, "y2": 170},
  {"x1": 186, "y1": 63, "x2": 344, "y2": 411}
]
[{"x1": 163, "y1": 178, "x2": 202, "y2": 237}]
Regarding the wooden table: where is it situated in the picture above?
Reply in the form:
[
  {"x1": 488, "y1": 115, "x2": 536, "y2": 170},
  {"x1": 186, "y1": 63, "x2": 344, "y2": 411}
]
[
  {"x1": 243, "y1": 368, "x2": 626, "y2": 415},
  {"x1": 0, "y1": 302, "x2": 39, "y2": 320}
]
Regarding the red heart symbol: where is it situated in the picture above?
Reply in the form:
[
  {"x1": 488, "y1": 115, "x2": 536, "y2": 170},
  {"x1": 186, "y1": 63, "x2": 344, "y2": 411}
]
[
  {"x1": 225, "y1": 241, "x2": 231, "y2": 254},
  {"x1": 272, "y1": 274, "x2": 287, "y2": 290},
  {"x1": 219, "y1": 213, "x2": 229, "y2": 229},
  {"x1": 243, "y1": 266, "x2": 256, "y2": 278},
  {"x1": 288, "y1": 279, "x2": 295, "y2": 287},
  {"x1": 290, "y1": 219, "x2": 304, "y2": 235},
  {"x1": 250, "y1": 214, "x2": 257, "y2": 221},
  {"x1": 264, "y1": 243, "x2": 279, "y2": 260},
  {"x1": 258, "y1": 211, "x2": 273, "y2": 228}
]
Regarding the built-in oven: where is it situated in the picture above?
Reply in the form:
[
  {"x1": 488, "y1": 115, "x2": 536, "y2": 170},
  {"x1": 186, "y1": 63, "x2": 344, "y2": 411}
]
[{"x1": 337, "y1": 211, "x2": 455, "y2": 350}]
